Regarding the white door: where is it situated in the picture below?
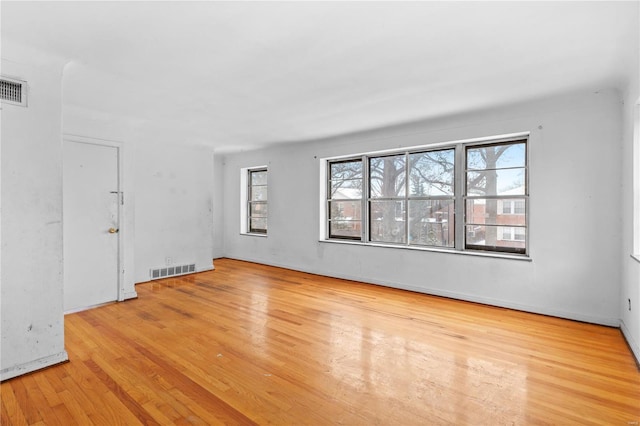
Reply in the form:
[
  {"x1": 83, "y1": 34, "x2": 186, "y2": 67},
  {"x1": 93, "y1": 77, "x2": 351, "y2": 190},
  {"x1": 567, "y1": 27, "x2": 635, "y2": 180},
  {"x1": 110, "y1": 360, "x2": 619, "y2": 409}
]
[{"x1": 63, "y1": 140, "x2": 120, "y2": 312}]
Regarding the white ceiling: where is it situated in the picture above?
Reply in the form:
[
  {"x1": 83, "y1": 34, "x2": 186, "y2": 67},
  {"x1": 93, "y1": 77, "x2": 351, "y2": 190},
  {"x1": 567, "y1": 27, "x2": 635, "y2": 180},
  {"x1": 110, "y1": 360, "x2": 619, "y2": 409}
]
[{"x1": 2, "y1": 1, "x2": 638, "y2": 152}]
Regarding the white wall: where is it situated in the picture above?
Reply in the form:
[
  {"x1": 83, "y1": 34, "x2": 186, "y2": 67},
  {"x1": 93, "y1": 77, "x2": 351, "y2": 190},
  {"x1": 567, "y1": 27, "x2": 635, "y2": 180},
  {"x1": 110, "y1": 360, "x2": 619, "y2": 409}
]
[
  {"x1": 620, "y1": 15, "x2": 640, "y2": 361},
  {"x1": 621, "y1": 96, "x2": 640, "y2": 363},
  {"x1": 0, "y1": 44, "x2": 218, "y2": 379},
  {"x1": 221, "y1": 89, "x2": 623, "y2": 326},
  {"x1": 213, "y1": 153, "x2": 225, "y2": 258},
  {"x1": 61, "y1": 58, "x2": 217, "y2": 283},
  {"x1": 1, "y1": 47, "x2": 68, "y2": 380},
  {"x1": 133, "y1": 141, "x2": 215, "y2": 282},
  {"x1": 62, "y1": 110, "x2": 216, "y2": 284}
]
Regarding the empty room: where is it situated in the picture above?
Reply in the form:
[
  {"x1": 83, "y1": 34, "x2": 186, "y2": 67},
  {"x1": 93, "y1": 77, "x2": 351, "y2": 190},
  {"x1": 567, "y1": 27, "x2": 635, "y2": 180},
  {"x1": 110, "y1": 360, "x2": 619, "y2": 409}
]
[{"x1": 1, "y1": 1, "x2": 640, "y2": 424}]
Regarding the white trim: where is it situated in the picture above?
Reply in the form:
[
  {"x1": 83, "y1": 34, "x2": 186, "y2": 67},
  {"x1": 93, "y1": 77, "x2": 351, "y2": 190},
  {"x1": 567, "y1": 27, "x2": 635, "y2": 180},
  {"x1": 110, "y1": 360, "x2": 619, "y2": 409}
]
[
  {"x1": 241, "y1": 232, "x2": 268, "y2": 237},
  {"x1": 0, "y1": 351, "x2": 68, "y2": 382},
  {"x1": 240, "y1": 165, "x2": 268, "y2": 235},
  {"x1": 224, "y1": 255, "x2": 615, "y2": 326},
  {"x1": 633, "y1": 102, "x2": 640, "y2": 255},
  {"x1": 319, "y1": 158, "x2": 327, "y2": 240},
  {"x1": 320, "y1": 131, "x2": 530, "y2": 162},
  {"x1": 621, "y1": 319, "x2": 640, "y2": 365},
  {"x1": 319, "y1": 238, "x2": 532, "y2": 261},
  {"x1": 121, "y1": 290, "x2": 138, "y2": 300},
  {"x1": 64, "y1": 300, "x2": 116, "y2": 315},
  {"x1": 62, "y1": 135, "x2": 136, "y2": 303}
]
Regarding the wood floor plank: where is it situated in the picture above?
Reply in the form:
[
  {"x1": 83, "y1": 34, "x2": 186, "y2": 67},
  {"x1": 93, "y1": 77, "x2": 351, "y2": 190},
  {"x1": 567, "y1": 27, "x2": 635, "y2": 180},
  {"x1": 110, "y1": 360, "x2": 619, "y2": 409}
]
[
  {"x1": 57, "y1": 389, "x2": 94, "y2": 425},
  {"x1": 1, "y1": 382, "x2": 29, "y2": 426},
  {"x1": 19, "y1": 374, "x2": 62, "y2": 426},
  {"x1": 9, "y1": 375, "x2": 43, "y2": 424},
  {"x1": 31, "y1": 373, "x2": 62, "y2": 408},
  {"x1": 1, "y1": 258, "x2": 639, "y2": 425}
]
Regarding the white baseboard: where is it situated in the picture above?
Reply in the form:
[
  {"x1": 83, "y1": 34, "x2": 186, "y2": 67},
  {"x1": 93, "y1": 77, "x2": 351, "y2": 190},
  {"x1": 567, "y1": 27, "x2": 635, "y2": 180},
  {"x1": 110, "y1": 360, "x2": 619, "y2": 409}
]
[
  {"x1": 225, "y1": 255, "x2": 620, "y2": 327},
  {"x1": 620, "y1": 320, "x2": 640, "y2": 366},
  {"x1": 122, "y1": 289, "x2": 138, "y2": 301},
  {"x1": 0, "y1": 351, "x2": 69, "y2": 381}
]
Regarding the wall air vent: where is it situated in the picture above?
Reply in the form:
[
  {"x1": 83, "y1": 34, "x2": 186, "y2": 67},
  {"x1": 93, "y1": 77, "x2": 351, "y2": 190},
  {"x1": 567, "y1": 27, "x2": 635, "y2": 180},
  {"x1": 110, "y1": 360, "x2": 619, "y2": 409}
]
[
  {"x1": 0, "y1": 77, "x2": 27, "y2": 107},
  {"x1": 150, "y1": 263, "x2": 196, "y2": 280}
]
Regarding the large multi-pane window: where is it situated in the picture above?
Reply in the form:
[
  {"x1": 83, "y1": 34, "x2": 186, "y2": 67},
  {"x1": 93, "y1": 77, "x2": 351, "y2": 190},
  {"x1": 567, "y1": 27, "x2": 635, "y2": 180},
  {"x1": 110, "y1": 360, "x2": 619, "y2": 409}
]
[
  {"x1": 325, "y1": 137, "x2": 528, "y2": 255},
  {"x1": 248, "y1": 168, "x2": 268, "y2": 234}
]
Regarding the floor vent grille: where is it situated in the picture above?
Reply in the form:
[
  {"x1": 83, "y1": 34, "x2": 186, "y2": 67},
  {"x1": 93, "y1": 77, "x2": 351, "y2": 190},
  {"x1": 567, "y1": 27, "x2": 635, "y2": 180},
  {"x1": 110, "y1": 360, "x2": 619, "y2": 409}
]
[
  {"x1": 150, "y1": 263, "x2": 196, "y2": 280},
  {"x1": 0, "y1": 77, "x2": 27, "y2": 106}
]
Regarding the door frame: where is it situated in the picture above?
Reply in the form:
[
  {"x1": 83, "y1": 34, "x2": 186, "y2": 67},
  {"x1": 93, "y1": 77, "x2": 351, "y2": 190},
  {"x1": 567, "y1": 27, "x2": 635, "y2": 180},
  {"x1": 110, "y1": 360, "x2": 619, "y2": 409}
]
[{"x1": 63, "y1": 134, "x2": 126, "y2": 304}]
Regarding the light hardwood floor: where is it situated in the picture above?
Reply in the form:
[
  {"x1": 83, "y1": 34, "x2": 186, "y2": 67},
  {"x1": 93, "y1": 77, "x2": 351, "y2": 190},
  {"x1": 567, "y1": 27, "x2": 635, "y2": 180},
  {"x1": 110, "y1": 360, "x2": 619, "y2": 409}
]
[{"x1": 2, "y1": 258, "x2": 639, "y2": 425}]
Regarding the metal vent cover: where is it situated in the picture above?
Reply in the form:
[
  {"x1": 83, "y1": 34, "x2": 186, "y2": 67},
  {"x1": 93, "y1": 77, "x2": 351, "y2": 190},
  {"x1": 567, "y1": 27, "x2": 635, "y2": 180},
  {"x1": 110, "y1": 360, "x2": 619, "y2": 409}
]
[
  {"x1": 0, "y1": 77, "x2": 27, "y2": 107},
  {"x1": 150, "y1": 263, "x2": 196, "y2": 280}
]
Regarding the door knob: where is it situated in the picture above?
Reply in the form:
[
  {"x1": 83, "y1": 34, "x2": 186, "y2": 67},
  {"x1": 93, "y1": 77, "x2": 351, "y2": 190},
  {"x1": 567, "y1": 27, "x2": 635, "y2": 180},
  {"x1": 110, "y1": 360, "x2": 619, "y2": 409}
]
[{"x1": 108, "y1": 228, "x2": 119, "y2": 234}]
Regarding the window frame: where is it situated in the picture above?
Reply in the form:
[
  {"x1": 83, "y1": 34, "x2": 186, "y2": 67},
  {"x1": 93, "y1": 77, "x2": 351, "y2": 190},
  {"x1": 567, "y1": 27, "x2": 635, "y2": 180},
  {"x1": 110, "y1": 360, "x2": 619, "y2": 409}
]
[
  {"x1": 633, "y1": 101, "x2": 640, "y2": 261},
  {"x1": 321, "y1": 133, "x2": 529, "y2": 257},
  {"x1": 248, "y1": 168, "x2": 268, "y2": 234},
  {"x1": 464, "y1": 140, "x2": 528, "y2": 255},
  {"x1": 240, "y1": 166, "x2": 268, "y2": 236},
  {"x1": 368, "y1": 153, "x2": 408, "y2": 245},
  {"x1": 327, "y1": 158, "x2": 364, "y2": 240}
]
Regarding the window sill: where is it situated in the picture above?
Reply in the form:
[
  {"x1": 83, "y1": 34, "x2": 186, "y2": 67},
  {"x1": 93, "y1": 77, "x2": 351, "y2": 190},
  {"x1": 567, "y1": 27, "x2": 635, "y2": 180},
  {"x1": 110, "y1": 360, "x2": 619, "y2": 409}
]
[
  {"x1": 319, "y1": 239, "x2": 532, "y2": 261},
  {"x1": 632, "y1": 254, "x2": 640, "y2": 264},
  {"x1": 241, "y1": 232, "x2": 268, "y2": 238}
]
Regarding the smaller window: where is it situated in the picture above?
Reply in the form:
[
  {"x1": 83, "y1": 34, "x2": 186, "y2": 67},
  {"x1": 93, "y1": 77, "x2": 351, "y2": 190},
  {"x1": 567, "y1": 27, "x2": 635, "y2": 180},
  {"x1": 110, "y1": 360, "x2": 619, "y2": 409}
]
[{"x1": 248, "y1": 168, "x2": 268, "y2": 234}]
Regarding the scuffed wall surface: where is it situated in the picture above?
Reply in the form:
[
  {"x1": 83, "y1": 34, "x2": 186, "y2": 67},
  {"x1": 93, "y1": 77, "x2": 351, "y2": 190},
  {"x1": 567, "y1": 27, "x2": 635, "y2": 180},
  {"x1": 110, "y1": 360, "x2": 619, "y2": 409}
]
[{"x1": 1, "y1": 50, "x2": 68, "y2": 379}]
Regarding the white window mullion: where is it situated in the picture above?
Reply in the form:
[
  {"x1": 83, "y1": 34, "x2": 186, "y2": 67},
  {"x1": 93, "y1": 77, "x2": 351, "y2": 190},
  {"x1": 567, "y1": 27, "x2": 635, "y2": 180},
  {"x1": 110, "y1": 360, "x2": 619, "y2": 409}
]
[
  {"x1": 455, "y1": 144, "x2": 466, "y2": 250},
  {"x1": 363, "y1": 155, "x2": 369, "y2": 242}
]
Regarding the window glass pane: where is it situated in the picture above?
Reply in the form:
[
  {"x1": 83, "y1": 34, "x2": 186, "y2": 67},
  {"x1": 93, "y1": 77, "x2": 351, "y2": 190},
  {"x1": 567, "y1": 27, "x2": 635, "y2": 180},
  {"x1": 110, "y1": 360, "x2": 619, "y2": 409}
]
[
  {"x1": 409, "y1": 149, "x2": 455, "y2": 196},
  {"x1": 466, "y1": 199, "x2": 526, "y2": 226},
  {"x1": 498, "y1": 199, "x2": 527, "y2": 216},
  {"x1": 408, "y1": 200, "x2": 454, "y2": 247},
  {"x1": 247, "y1": 168, "x2": 267, "y2": 235},
  {"x1": 250, "y1": 202, "x2": 268, "y2": 218},
  {"x1": 329, "y1": 201, "x2": 361, "y2": 220},
  {"x1": 370, "y1": 155, "x2": 406, "y2": 198},
  {"x1": 514, "y1": 200, "x2": 526, "y2": 214},
  {"x1": 330, "y1": 178, "x2": 362, "y2": 199},
  {"x1": 370, "y1": 200, "x2": 406, "y2": 243},
  {"x1": 466, "y1": 142, "x2": 526, "y2": 170},
  {"x1": 329, "y1": 220, "x2": 361, "y2": 239},
  {"x1": 329, "y1": 160, "x2": 362, "y2": 240},
  {"x1": 251, "y1": 170, "x2": 268, "y2": 185},
  {"x1": 465, "y1": 225, "x2": 526, "y2": 253},
  {"x1": 251, "y1": 186, "x2": 268, "y2": 201},
  {"x1": 250, "y1": 218, "x2": 267, "y2": 233},
  {"x1": 330, "y1": 160, "x2": 362, "y2": 180},
  {"x1": 466, "y1": 169, "x2": 525, "y2": 196}
]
